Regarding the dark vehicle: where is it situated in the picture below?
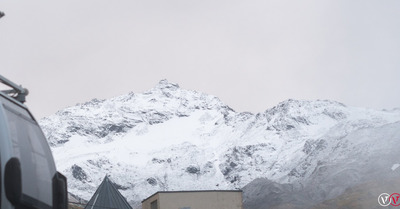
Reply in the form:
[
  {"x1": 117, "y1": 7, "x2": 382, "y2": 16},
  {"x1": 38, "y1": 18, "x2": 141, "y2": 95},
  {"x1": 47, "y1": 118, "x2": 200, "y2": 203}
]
[{"x1": 0, "y1": 75, "x2": 67, "y2": 209}]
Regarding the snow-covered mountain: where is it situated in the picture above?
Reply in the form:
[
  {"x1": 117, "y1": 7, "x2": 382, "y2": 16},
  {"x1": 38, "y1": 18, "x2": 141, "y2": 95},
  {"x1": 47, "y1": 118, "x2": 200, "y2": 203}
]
[{"x1": 39, "y1": 80, "x2": 400, "y2": 208}]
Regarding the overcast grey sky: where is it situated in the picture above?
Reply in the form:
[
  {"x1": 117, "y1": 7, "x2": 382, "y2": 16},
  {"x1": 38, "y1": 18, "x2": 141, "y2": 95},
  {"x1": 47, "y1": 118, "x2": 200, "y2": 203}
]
[{"x1": 1, "y1": 0, "x2": 399, "y2": 119}]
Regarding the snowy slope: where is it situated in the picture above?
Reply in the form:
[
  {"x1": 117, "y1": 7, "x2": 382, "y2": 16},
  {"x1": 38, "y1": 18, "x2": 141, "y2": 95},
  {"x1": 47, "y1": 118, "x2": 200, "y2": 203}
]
[{"x1": 39, "y1": 80, "x2": 400, "y2": 208}]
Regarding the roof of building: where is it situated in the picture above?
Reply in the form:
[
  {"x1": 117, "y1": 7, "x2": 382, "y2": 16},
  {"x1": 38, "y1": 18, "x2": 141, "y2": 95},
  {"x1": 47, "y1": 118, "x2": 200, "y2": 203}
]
[
  {"x1": 141, "y1": 190, "x2": 243, "y2": 203},
  {"x1": 84, "y1": 176, "x2": 132, "y2": 209}
]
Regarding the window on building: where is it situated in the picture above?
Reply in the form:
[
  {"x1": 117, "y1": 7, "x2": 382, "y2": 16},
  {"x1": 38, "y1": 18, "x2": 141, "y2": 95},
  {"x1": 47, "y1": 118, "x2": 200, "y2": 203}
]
[{"x1": 150, "y1": 200, "x2": 158, "y2": 209}]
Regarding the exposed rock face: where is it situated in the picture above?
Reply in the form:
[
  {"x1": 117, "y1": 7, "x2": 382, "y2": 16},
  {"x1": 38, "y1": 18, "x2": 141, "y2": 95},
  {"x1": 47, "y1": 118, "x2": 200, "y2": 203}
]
[
  {"x1": 71, "y1": 164, "x2": 88, "y2": 182},
  {"x1": 39, "y1": 80, "x2": 400, "y2": 208}
]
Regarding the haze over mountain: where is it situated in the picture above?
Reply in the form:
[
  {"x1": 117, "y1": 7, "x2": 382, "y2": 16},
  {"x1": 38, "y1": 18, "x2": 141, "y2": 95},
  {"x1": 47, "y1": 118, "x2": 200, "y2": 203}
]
[{"x1": 39, "y1": 80, "x2": 400, "y2": 208}]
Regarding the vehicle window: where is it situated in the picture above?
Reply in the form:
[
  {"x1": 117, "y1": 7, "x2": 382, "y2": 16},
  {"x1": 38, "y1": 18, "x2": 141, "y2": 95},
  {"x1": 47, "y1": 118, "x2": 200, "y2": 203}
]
[
  {"x1": 4, "y1": 106, "x2": 56, "y2": 207},
  {"x1": 0, "y1": 155, "x2": 1, "y2": 207}
]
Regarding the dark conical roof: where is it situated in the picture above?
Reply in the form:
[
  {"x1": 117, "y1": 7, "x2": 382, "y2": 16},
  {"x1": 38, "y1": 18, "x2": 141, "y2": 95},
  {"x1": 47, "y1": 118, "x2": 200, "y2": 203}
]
[{"x1": 84, "y1": 176, "x2": 132, "y2": 209}]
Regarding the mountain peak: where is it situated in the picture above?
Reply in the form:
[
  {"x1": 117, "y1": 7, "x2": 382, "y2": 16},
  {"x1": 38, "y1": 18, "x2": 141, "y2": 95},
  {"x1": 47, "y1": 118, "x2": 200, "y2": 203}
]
[{"x1": 155, "y1": 79, "x2": 180, "y2": 90}]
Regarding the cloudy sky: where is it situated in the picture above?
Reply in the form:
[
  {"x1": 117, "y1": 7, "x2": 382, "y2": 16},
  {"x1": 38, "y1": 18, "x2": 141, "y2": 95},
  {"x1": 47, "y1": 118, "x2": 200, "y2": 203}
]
[{"x1": 1, "y1": 0, "x2": 399, "y2": 119}]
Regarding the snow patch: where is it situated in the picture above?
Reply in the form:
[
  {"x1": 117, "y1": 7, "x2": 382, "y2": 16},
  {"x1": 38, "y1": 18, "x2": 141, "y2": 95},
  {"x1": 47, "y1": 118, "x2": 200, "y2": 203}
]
[{"x1": 392, "y1": 164, "x2": 400, "y2": 171}]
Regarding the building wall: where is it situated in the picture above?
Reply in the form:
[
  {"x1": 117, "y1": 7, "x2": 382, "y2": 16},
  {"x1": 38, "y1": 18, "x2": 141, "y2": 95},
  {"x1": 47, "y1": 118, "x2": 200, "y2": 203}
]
[
  {"x1": 142, "y1": 193, "x2": 160, "y2": 209},
  {"x1": 143, "y1": 191, "x2": 242, "y2": 209}
]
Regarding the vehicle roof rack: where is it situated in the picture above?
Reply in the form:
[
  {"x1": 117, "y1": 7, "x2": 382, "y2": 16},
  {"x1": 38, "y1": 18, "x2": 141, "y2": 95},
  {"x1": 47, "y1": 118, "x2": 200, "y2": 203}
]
[{"x1": 0, "y1": 75, "x2": 29, "y2": 103}]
